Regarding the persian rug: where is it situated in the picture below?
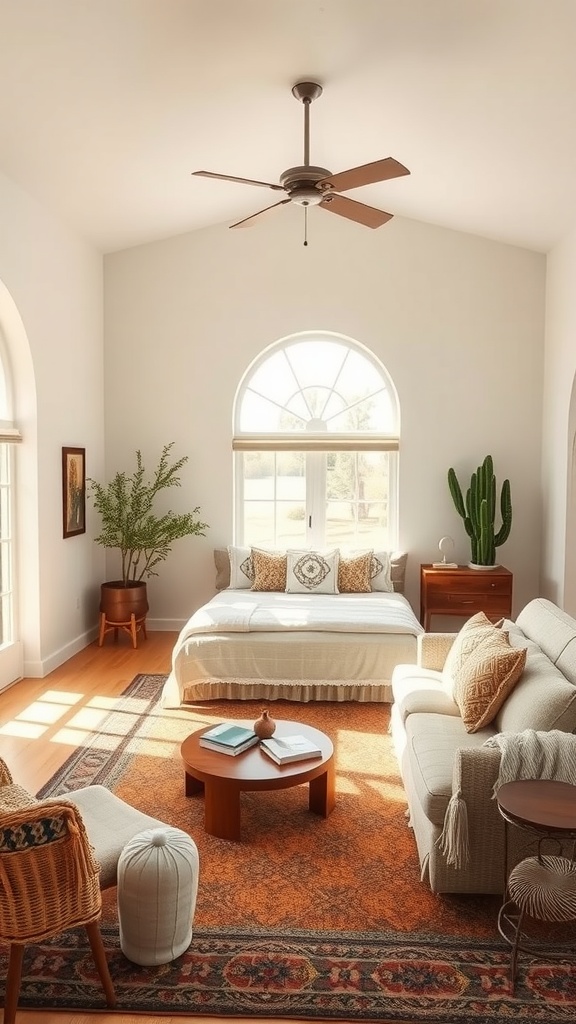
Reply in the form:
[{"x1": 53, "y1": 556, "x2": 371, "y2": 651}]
[{"x1": 2, "y1": 672, "x2": 576, "y2": 1021}]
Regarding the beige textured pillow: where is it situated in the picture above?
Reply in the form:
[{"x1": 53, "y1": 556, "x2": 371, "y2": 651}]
[
  {"x1": 453, "y1": 630, "x2": 527, "y2": 733},
  {"x1": 442, "y1": 611, "x2": 500, "y2": 690},
  {"x1": 251, "y1": 548, "x2": 287, "y2": 592},
  {"x1": 338, "y1": 552, "x2": 372, "y2": 593}
]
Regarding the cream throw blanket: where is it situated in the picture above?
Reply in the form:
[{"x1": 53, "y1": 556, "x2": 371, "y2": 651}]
[{"x1": 437, "y1": 730, "x2": 576, "y2": 870}]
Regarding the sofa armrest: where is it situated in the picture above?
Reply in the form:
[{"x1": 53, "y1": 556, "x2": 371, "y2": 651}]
[
  {"x1": 418, "y1": 632, "x2": 456, "y2": 671},
  {"x1": 454, "y1": 745, "x2": 502, "y2": 801}
]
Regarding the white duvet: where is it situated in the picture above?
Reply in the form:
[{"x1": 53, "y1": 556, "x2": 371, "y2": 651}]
[{"x1": 178, "y1": 588, "x2": 423, "y2": 638}]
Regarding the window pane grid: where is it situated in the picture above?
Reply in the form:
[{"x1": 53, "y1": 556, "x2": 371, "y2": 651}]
[{"x1": 235, "y1": 336, "x2": 399, "y2": 549}]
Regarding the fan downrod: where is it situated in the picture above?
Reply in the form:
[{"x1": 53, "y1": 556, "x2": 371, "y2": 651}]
[{"x1": 291, "y1": 81, "x2": 323, "y2": 104}]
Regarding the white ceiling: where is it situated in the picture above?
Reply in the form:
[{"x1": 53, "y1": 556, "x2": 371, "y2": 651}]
[{"x1": 1, "y1": 0, "x2": 575, "y2": 254}]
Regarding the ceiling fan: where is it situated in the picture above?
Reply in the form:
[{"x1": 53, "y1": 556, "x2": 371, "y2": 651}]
[{"x1": 192, "y1": 82, "x2": 410, "y2": 238}]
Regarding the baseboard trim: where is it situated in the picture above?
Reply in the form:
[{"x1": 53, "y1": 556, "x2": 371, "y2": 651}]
[{"x1": 25, "y1": 626, "x2": 99, "y2": 678}]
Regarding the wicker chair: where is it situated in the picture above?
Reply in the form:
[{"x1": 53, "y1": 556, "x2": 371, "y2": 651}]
[{"x1": 0, "y1": 795, "x2": 116, "y2": 1024}]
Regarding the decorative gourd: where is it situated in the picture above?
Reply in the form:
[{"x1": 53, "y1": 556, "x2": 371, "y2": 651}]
[{"x1": 447, "y1": 455, "x2": 512, "y2": 566}]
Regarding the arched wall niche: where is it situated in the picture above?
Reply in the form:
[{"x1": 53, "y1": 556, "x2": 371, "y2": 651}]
[{"x1": 0, "y1": 277, "x2": 39, "y2": 674}]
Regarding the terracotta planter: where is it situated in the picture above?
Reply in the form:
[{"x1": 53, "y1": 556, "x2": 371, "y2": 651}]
[{"x1": 100, "y1": 581, "x2": 149, "y2": 624}]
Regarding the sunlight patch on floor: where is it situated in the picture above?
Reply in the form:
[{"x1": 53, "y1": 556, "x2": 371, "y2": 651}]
[
  {"x1": 50, "y1": 727, "x2": 130, "y2": 749},
  {"x1": 0, "y1": 720, "x2": 47, "y2": 738},
  {"x1": 125, "y1": 736, "x2": 180, "y2": 758}
]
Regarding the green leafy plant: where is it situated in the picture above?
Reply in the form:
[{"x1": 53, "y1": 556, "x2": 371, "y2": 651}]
[
  {"x1": 447, "y1": 454, "x2": 512, "y2": 566},
  {"x1": 87, "y1": 442, "x2": 208, "y2": 585}
]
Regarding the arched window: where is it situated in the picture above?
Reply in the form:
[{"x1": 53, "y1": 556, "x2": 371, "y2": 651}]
[
  {"x1": 0, "y1": 329, "x2": 21, "y2": 687},
  {"x1": 233, "y1": 332, "x2": 399, "y2": 550}
]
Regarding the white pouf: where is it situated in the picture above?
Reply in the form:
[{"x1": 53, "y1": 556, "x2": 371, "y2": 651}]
[{"x1": 117, "y1": 826, "x2": 199, "y2": 966}]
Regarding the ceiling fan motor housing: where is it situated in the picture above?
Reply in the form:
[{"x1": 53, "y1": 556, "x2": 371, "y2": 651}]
[{"x1": 279, "y1": 165, "x2": 332, "y2": 206}]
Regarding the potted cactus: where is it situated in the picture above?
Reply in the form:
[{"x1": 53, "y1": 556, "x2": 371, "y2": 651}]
[{"x1": 447, "y1": 454, "x2": 512, "y2": 568}]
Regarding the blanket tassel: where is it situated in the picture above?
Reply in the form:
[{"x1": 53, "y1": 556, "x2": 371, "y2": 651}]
[{"x1": 436, "y1": 789, "x2": 469, "y2": 870}]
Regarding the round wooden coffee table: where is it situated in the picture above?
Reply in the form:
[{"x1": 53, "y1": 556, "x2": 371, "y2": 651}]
[{"x1": 181, "y1": 719, "x2": 335, "y2": 840}]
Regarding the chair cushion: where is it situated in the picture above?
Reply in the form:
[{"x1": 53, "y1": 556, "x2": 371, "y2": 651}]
[{"x1": 57, "y1": 785, "x2": 169, "y2": 889}]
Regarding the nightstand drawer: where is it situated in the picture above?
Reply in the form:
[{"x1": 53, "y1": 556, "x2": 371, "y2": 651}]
[
  {"x1": 423, "y1": 574, "x2": 511, "y2": 598},
  {"x1": 435, "y1": 592, "x2": 511, "y2": 615},
  {"x1": 420, "y1": 564, "x2": 513, "y2": 630}
]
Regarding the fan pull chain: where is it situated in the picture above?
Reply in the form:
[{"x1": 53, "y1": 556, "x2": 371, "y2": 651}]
[{"x1": 304, "y1": 207, "x2": 308, "y2": 246}]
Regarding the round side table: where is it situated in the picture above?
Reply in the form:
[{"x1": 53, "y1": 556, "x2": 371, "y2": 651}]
[{"x1": 496, "y1": 779, "x2": 576, "y2": 991}]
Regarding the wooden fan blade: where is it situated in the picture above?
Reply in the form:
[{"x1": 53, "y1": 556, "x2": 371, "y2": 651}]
[
  {"x1": 193, "y1": 170, "x2": 284, "y2": 191},
  {"x1": 230, "y1": 198, "x2": 291, "y2": 228},
  {"x1": 319, "y1": 158, "x2": 410, "y2": 193},
  {"x1": 319, "y1": 193, "x2": 393, "y2": 228}
]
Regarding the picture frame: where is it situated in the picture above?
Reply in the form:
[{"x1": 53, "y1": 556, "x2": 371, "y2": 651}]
[{"x1": 62, "y1": 446, "x2": 86, "y2": 538}]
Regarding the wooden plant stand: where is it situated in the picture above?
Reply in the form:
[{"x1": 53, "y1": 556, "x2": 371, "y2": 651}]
[{"x1": 98, "y1": 611, "x2": 147, "y2": 649}]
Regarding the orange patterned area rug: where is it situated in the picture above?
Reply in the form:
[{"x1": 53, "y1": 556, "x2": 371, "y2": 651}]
[{"x1": 3, "y1": 673, "x2": 576, "y2": 1021}]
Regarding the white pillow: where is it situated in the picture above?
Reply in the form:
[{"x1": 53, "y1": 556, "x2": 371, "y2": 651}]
[
  {"x1": 285, "y1": 549, "x2": 340, "y2": 594},
  {"x1": 227, "y1": 545, "x2": 254, "y2": 589},
  {"x1": 369, "y1": 551, "x2": 393, "y2": 592}
]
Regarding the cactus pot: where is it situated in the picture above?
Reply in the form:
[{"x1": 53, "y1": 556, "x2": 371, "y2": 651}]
[
  {"x1": 467, "y1": 563, "x2": 500, "y2": 571},
  {"x1": 100, "y1": 581, "x2": 149, "y2": 624}
]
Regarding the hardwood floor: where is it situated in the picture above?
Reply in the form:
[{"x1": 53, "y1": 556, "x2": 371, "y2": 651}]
[{"x1": 1, "y1": 632, "x2": 318, "y2": 1024}]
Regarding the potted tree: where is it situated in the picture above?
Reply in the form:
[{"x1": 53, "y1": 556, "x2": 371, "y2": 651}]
[{"x1": 87, "y1": 442, "x2": 208, "y2": 628}]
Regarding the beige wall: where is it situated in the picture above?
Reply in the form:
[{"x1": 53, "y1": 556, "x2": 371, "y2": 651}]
[
  {"x1": 104, "y1": 207, "x2": 545, "y2": 626},
  {"x1": 542, "y1": 227, "x2": 576, "y2": 611}
]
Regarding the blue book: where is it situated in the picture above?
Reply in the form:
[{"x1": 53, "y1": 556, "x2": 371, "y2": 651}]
[{"x1": 200, "y1": 723, "x2": 256, "y2": 749}]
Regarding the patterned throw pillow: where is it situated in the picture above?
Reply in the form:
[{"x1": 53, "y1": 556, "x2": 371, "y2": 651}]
[
  {"x1": 227, "y1": 545, "x2": 254, "y2": 589},
  {"x1": 285, "y1": 549, "x2": 339, "y2": 594},
  {"x1": 338, "y1": 552, "x2": 372, "y2": 593},
  {"x1": 347, "y1": 549, "x2": 393, "y2": 592},
  {"x1": 369, "y1": 551, "x2": 394, "y2": 592},
  {"x1": 251, "y1": 548, "x2": 287, "y2": 592},
  {"x1": 442, "y1": 611, "x2": 500, "y2": 694},
  {"x1": 452, "y1": 630, "x2": 527, "y2": 733}
]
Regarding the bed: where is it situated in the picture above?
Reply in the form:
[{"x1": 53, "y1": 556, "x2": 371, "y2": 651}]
[{"x1": 161, "y1": 548, "x2": 423, "y2": 707}]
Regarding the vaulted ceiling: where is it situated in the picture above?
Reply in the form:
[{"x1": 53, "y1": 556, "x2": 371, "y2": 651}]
[{"x1": 1, "y1": 0, "x2": 575, "y2": 253}]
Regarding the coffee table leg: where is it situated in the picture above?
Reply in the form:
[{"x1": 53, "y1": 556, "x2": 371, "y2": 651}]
[
  {"x1": 204, "y1": 780, "x2": 241, "y2": 840},
  {"x1": 184, "y1": 771, "x2": 203, "y2": 797},
  {"x1": 309, "y1": 760, "x2": 336, "y2": 817}
]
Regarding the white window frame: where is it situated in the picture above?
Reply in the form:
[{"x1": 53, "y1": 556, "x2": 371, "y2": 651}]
[{"x1": 233, "y1": 333, "x2": 400, "y2": 550}]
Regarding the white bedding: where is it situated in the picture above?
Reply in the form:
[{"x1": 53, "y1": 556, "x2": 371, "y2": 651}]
[
  {"x1": 181, "y1": 589, "x2": 422, "y2": 635},
  {"x1": 162, "y1": 589, "x2": 423, "y2": 707}
]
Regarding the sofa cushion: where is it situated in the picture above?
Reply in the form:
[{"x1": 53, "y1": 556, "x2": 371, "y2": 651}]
[
  {"x1": 494, "y1": 633, "x2": 576, "y2": 733},
  {"x1": 453, "y1": 630, "x2": 527, "y2": 733},
  {"x1": 442, "y1": 612, "x2": 501, "y2": 695},
  {"x1": 515, "y1": 598, "x2": 576, "y2": 667},
  {"x1": 404, "y1": 713, "x2": 495, "y2": 827},
  {"x1": 392, "y1": 664, "x2": 461, "y2": 723}
]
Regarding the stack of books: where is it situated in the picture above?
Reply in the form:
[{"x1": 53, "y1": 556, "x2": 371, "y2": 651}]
[
  {"x1": 199, "y1": 723, "x2": 258, "y2": 756},
  {"x1": 260, "y1": 734, "x2": 323, "y2": 765}
]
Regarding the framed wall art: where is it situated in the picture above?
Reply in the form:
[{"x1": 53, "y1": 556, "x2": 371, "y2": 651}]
[{"x1": 62, "y1": 446, "x2": 86, "y2": 538}]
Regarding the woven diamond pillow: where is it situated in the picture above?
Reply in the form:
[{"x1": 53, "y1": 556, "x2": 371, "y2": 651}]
[
  {"x1": 442, "y1": 611, "x2": 502, "y2": 695},
  {"x1": 452, "y1": 630, "x2": 527, "y2": 733}
]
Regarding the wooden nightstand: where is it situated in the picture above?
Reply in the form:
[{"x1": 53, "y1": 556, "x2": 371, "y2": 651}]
[{"x1": 420, "y1": 563, "x2": 513, "y2": 631}]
